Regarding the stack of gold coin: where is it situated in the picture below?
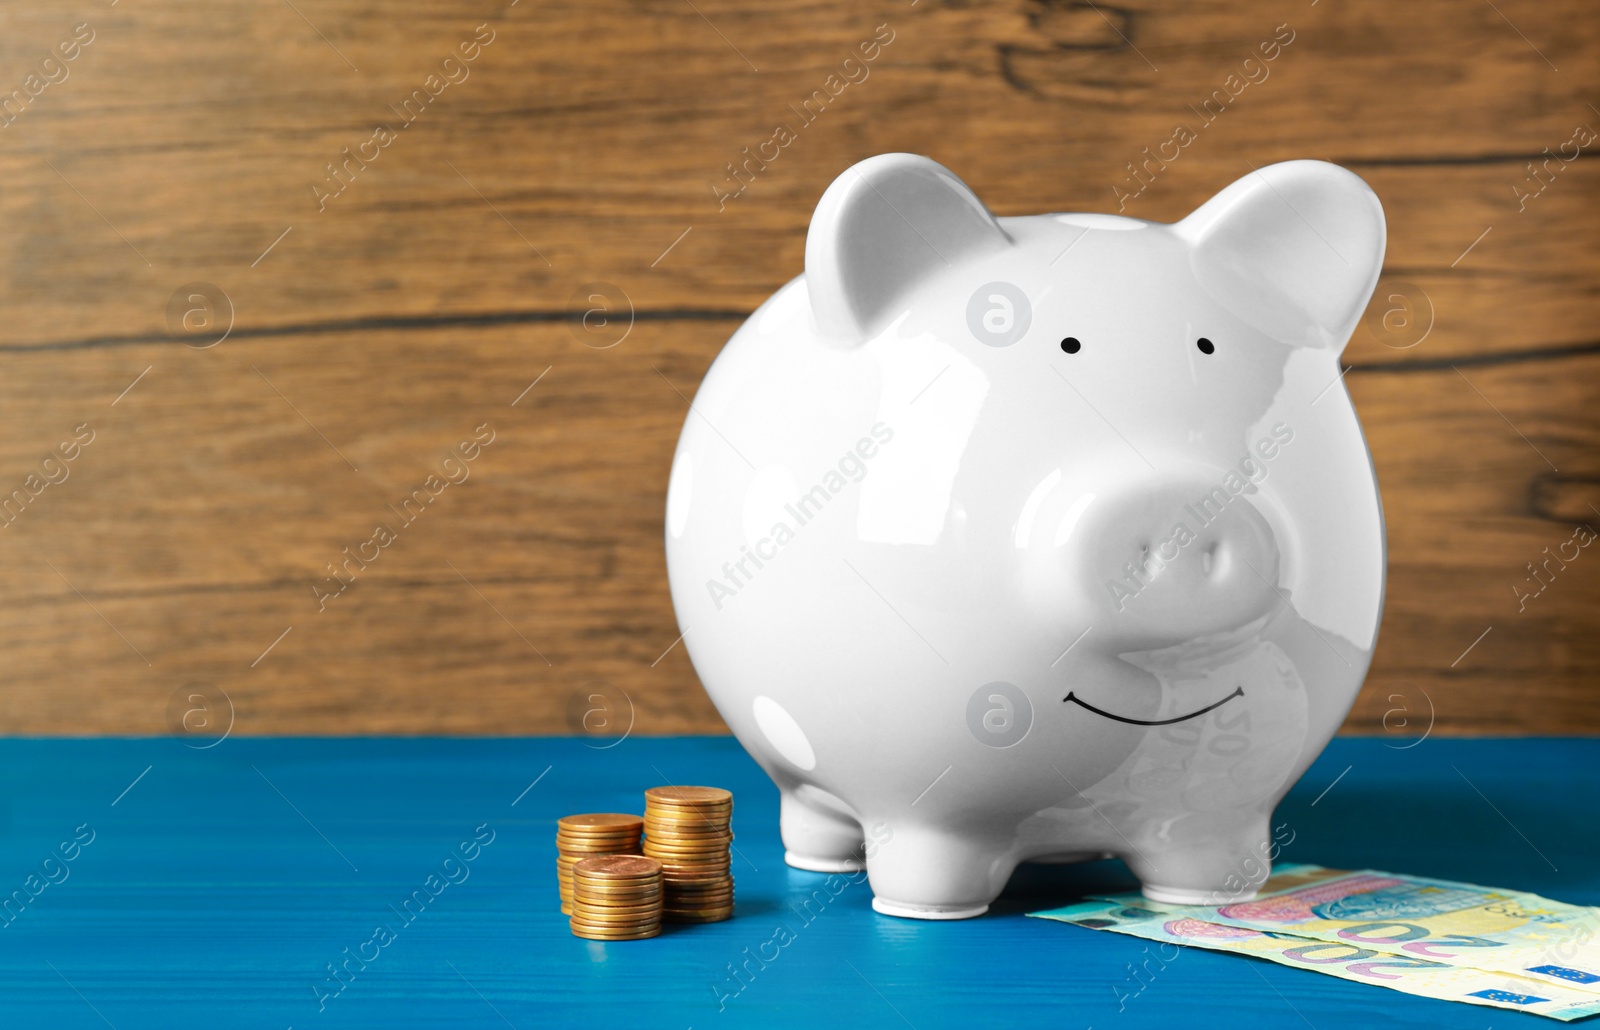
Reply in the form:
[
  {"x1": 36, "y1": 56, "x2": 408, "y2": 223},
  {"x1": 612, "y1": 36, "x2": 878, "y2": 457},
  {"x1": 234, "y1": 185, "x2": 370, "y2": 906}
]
[
  {"x1": 643, "y1": 786, "x2": 734, "y2": 922},
  {"x1": 556, "y1": 813, "x2": 643, "y2": 915},
  {"x1": 569, "y1": 855, "x2": 663, "y2": 940}
]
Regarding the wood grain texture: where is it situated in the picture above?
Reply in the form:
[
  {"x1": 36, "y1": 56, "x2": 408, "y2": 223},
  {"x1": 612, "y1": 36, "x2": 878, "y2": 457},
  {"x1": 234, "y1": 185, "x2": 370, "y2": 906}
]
[
  {"x1": 0, "y1": 0, "x2": 1594, "y2": 734},
  {"x1": 0, "y1": 737, "x2": 1595, "y2": 1027}
]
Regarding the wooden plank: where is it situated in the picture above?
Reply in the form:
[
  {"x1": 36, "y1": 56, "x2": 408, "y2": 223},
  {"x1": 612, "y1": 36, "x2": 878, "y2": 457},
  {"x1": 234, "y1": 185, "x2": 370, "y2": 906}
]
[
  {"x1": 0, "y1": 1, "x2": 1593, "y2": 359},
  {"x1": 0, "y1": 0, "x2": 1594, "y2": 734},
  {"x1": 2, "y1": 737, "x2": 1595, "y2": 1026},
  {"x1": 0, "y1": 320, "x2": 1594, "y2": 735}
]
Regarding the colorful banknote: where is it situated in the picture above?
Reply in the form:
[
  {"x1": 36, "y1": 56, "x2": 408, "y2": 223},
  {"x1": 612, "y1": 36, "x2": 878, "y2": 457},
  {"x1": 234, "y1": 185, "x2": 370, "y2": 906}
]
[
  {"x1": 1032, "y1": 898, "x2": 1600, "y2": 1021},
  {"x1": 1088, "y1": 864, "x2": 1600, "y2": 998}
]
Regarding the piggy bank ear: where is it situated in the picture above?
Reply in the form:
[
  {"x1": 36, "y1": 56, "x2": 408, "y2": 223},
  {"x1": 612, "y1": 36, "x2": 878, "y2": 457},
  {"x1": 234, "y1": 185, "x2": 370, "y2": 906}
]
[
  {"x1": 806, "y1": 153, "x2": 1011, "y2": 342},
  {"x1": 1176, "y1": 160, "x2": 1385, "y2": 353}
]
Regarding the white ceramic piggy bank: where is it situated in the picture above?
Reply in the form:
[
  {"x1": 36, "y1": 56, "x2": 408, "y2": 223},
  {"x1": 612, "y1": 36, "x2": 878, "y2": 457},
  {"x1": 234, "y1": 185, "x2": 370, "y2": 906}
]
[{"x1": 664, "y1": 154, "x2": 1385, "y2": 919}]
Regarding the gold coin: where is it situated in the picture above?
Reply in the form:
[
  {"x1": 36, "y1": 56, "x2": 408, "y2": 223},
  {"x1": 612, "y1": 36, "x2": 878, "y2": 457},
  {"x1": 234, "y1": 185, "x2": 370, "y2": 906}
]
[
  {"x1": 659, "y1": 869, "x2": 733, "y2": 881},
  {"x1": 644, "y1": 832, "x2": 727, "y2": 844},
  {"x1": 668, "y1": 879, "x2": 733, "y2": 892},
  {"x1": 664, "y1": 909, "x2": 734, "y2": 923},
  {"x1": 646, "y1": 846, "x2": 731, "y2": 859},
  {"x1": 644, "y1": 802, "x2": 731, "y2": 815},
  {"x1": 667, "y1": 897, "x2": 733, "y2": 909},
  {"x1": 578, "y1": 904, "x2": 659, "y2": 915},
  {"x1": 666, "y1": 883, "x2": 734, "y2": 897},
  {"x1": 572, "y1": 897, "x2": 663, "y2": 912},
  {"x1": 572, "y1": 921, "x2": 662, "y2": 934},
  {"x1": 571, "y1": 910, "x2": 664, "y2": 925},
  {"x1": 572, "y1": 911, "x2": 663, "y2": 923},
  {"x1": 643, "y1": 831, "x2": 731, "y2": 844},
  {"x1": 667, "y1": 882, "x2": 733, "y2": 895},
  {"x1": 644, "y1": 801, "x2": 730, "y2": 814},
  {"x1": 573, "y1": 878, "x2": 662, "y2": 891},
  {"x1": 573, "y1": 855, "x2": 661, "y2": 878},
  {"x1": 573, "y1": 879, "x2": 663, "y2": 892},
  {"x1": 643, "y1": 846, "x2": 730, "y2": 860},
  {"x1": 644, "y1": 807, "x2": 730, "y2": 819},
  {"x1": 558, "y1": 842, "x2": 641, "y2": 852},
  {"x1": 574, "y1": 890, "x2": 664, "y2": 905},
  {"x1": 570, "y1": 924, "x2": 662, "y2": 940},
  {"x1": 574, "y1": 881, "x2": 663, "y2": 895},
  {"x1": 643, "y1": 816, "x2": 731, "y2": 828},
  {"x1": 643, "y1": 827, "x2": 729, "y2": 840},
  {"x1": 569, "y1": 909, "x2": 658, "y2": 922},
  {"x1": 645, "y1": 786, "x2": 733, "y2": 806},
  {"x1": 658, "y1": 863, "x2": 732, "y2": 877},
  {"x1": 572, "y1": 874, "x2": 663, "y2": 888},
  {"x1": 570, "y1": 931, "x2": 661, "y2": 942},
  {"x1": 560, "y1": 813, "x2": 644, "y2": 831},
  {"x1": 574, "y1": 878, "x2": 663, "y2": 895},
  {"x1": 664, "y1": 879, "x2": 732, "y2": 891},
  {"x1": 560, "y1": 851, "x2": 636, "y2": 862},
  {"x1": 574, "y1": 877, "x2": 663, "y2": 890}
]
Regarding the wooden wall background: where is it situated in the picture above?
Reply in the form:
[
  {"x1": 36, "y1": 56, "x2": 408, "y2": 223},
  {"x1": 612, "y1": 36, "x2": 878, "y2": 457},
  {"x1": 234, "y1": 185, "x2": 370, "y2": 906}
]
[{"x1": 0, "y1": 1, "x2": 1594, "y2": 736}]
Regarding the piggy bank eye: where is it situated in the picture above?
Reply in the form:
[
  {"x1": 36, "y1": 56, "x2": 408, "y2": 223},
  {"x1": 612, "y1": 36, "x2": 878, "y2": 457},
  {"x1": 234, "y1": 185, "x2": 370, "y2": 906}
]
[
  {"x1": 1060, "y1": 337, "x2": 1081, "y2": 354},
  {"x1": 1196, "y1": 337, "x2": 1215, "y2": 355}
]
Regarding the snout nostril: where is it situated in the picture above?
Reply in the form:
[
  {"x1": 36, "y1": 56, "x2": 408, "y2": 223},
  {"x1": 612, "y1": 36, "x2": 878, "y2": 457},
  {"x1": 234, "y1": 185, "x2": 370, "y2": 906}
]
[{"x1": 1208, "y1": 540, "x2": 1233, "y2": 579}]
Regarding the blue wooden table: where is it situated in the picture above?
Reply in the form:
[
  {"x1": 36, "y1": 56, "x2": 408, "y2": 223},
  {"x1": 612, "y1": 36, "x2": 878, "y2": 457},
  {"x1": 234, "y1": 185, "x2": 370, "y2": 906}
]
[{"x1": 0, "y1": 736, "x2": 1593, "y2": 1028}]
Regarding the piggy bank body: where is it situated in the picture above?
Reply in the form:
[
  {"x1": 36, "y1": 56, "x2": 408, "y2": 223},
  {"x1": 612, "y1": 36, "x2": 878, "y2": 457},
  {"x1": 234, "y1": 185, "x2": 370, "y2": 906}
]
[{"x1": 664, "y1": 155, "x2": 1386, "y2": 919}]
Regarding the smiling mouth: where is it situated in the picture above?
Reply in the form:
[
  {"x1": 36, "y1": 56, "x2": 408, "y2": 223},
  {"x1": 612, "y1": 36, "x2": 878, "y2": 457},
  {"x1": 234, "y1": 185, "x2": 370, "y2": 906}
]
[{"x1": 1062, "y1": 686, "x2": 1244, "y2": 726}]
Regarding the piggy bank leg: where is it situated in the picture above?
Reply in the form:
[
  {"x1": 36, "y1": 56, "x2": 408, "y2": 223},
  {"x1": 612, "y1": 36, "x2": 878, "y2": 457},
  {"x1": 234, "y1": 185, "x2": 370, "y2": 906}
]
[
  {"x1": 781, "y1": 789, "x2": 866, "y2": 873},
  {"x1": 864, "y1": 822, "x2": 1015, "y2": 920},
  {"x1": 1121, "y1": 810, "x2": 1273, "y2": 905}
]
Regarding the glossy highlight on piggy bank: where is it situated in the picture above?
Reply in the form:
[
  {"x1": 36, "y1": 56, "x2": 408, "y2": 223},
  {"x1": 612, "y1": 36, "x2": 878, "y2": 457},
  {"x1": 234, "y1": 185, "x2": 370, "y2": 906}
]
[{"x1": 664, "y1": 153, "x2": 1387, "y2": 919}]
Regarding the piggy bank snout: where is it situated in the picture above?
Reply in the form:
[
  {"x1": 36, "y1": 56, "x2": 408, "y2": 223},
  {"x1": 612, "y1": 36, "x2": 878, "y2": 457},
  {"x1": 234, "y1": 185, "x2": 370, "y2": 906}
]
[{"x1": 1076, "y1": 478, "x2": 1283, "y2": 644}]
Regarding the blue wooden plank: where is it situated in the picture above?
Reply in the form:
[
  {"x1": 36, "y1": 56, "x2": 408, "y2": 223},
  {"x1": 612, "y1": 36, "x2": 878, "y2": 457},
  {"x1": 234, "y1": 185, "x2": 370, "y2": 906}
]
[{"x1": 0, "y1": 736, "x2": 1594, "y2": 1029}]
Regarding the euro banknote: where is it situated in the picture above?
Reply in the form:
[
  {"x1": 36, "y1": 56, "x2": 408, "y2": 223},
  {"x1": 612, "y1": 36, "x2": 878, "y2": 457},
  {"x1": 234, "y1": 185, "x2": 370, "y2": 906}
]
[
  {"x1": 1090, "y1": 864, "x2": 1600, "y2": 998},
  {"x1": 1032, "y1": 898, "x2": 1600, "y2": 1021}
]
